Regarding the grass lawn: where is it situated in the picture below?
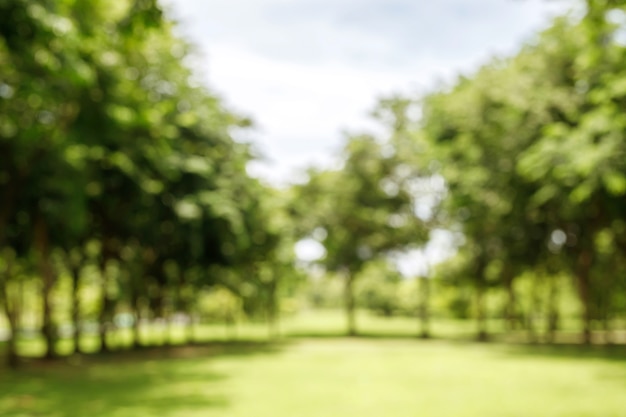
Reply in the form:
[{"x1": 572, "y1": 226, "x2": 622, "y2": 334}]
[{"x1": 1, "y1": 337, "x2": 626, "y2": 417}]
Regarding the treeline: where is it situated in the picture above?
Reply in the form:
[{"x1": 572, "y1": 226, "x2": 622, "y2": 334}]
[
  {"x1": 2, "y1": 0, "x2": 626, "y2": 370},
  {"x1": 421, "y1": 2, "x2": 626, "y2": 343},
  {"x1": 292, "y1": 1, "x2": 626, "y2": 342},
  {"x1": 0, "y1": 0, "x2": 296, "y2": 368}
]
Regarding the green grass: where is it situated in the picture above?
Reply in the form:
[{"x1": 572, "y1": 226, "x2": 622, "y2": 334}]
[
  {"x1": 2, "y1": 337, "x2": 626, "y2": 417},
  {"x1": 2, "y1": 311, "x2": 626, "y2": 416},
  {"x1": 5, "y1": 308, "x2": 624, "y2": 359}
]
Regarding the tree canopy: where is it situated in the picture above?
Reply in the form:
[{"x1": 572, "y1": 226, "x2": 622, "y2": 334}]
[{"x1": 2, "y1": 0, "x2": 626, "y2": 369}]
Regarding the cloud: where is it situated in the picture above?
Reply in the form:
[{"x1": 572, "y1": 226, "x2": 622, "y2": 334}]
[
  {"x1": 163, "y1": 0, "x2": 571, "y2": 184},
  {"x1": 167, "y1": 0, "x2": 570, "y2": 67},
  {"x1": 202, "y1": 43, "x2": 449, "y2": 184}
]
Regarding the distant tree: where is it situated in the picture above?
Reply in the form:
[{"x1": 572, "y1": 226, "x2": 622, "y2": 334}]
[
  {"x1": 291, "y1": 120, "x2": 430, "y2": 335},
  {"x1": 421, "y1": 2, "x2": 626, "y2": 343},
  {"x1": 0, "y1": 0, "x2": 263, "y2": 366}
]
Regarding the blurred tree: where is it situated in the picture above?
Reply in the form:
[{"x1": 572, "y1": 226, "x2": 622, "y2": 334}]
[
  {"x1": 422, "y1": 1, "x2": 626, "y2": 342},
  {"x1": 356, "y1": 260, "x2": 403, "y2": 317},
  {"x1": 291, "y1": 124, "x2": 430, "y2": 335},
  {"x1": 0, "y1": 0, "x2": 262, "y2": 365}
]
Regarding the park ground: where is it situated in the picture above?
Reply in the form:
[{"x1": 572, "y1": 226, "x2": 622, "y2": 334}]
[{"x1": 1, "y1": 311, "x2": 626, "y2": 417}]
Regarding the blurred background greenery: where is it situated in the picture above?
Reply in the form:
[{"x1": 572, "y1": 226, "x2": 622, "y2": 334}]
[{"x1": 2, "y1": 0, "x2": 626, "y2": 415}]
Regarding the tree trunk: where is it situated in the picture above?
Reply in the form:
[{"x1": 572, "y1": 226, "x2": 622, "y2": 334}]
[
  {"x1": 344, "y1": 271, "x2": 357, "y2": 336},
  {"x1": 166, "y1": 316, "x2": 173, "y2": 346},
  {"x1": 177, "y1": 271, "x2": 191, "y2": 345},
  {"x1": 67, "y1": 258, "x2": 83, "y2": 354},
  {"x1": 503, "y1": 265, "x2": 519, "y2": 331},
  {"x1": 527, "y1": 277, "x2": 541, "y2": 344},
  {"x1": 181, "y1": 275, "x2": 196, "y2": 345},
  {"x1": 34, "y1": 216, "x2": 57, "y2": 360},
  {"x1": 130, "y1": 287, "x2": 142, "y2": 349},
  {"x1": 599, "y1": 267, "x2": 614, "y2": 345},
  {"x1": 576, "y1": 249, "x2": 593, "y2": 345},
  {"x1": 5, "y1": 320, "x2": 19, "y2": 369},
  {"x1": 186, "y1": 311, "x2": 196, "y2": 345},
  {"x1": 1, "y1": 170, "x2": 23, "y2": 367},
  {"x1": 0, "y1": 169, "x2": 19, "y2": 249},
  {"x1": 418, "y1": 277, "x2": 430, "y2": 339},
  {"x1": 267, "y1": 279, "x2": 280, "y2": 340},
  {"x1": 475, "y1": 258, "x2": 488, "y2": 342},
  {"x1": 0, "y1": 255, "x2": 19, "y2": 368},
  {"x1": 545, "y1": 275, "x2": 560, "y2": 344},
  {"x1": 1, "y1": 297, "x2": 19, "y2": 369},
  {"x1": 602, "y1": 314, "x2": 612, "y2": 345},
  {"x1": 158, "y1": 285, "x2": 170, "y2": 347},
  {"x1": 476, "y1": 284, "x2": 488, "y2": 341},
  {"x1": 98, "y1": 255, "x2": 111, "y2": 353}
]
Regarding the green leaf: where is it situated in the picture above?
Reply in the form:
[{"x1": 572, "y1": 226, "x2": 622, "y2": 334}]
[{"x1": 602, "y1": 170, "x2": 626, "y2": 195}]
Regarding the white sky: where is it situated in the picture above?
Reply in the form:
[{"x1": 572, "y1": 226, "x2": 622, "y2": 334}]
[{"x1": 164, "y1": 0, "x2": 570, "y2": 185}]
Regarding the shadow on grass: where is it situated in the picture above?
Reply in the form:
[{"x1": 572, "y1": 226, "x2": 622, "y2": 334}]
[
  {"x1": 501, "y1": 342, "x2": 626, "y2": 364},
  {"x1": 0, "y1": 340, "x2": 287, "y2": 417},
  {"x1": 284, "y1": 330, "x2": 490, "y2": 342},
  {"x1": 83, "y1": 340, "x2": 289, "y2": 362},
  {"x1": 500, "y1": 342, "x2": 626, "y2": 389},
  {"x1": 285, "y1": 331, "x2": 626, "y2": 364}
]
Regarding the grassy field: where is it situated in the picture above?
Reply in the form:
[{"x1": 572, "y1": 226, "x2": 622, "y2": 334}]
[
  {"x1": 2, "y1": 335, "x2": 626, "y2": 417},
  {"x1": 8, "y1": 308, "x2": 609, "y2": 358},
  {"x1": 2, "y1": 311, "x2": 626, "y2": 416}
]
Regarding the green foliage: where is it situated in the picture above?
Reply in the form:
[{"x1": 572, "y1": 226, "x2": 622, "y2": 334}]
[
  {"x1": 0, "y1": 0, "x2": 297, "y2": 364},
  {"x1": 291, "y1": 130, "x2": 430, "y2": 275},
  {"x1": 4, "y1": 0, "x2": 626, "y2": 367},
  {"x1": 302, "y1": 275, "x2": 344, "y2": 309},
  {"x1": 197, "y1": 287, "x2": 244, "y2": 324},
  {"x1": 418, "y1": 1, "x2": 626, "y2": 340},
  {"x1": 355, "y1": 261, "x2": 403, "y2": 317},
  {"x1": 289, "y1": 107, "x2": 431, "y2": 334}
]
